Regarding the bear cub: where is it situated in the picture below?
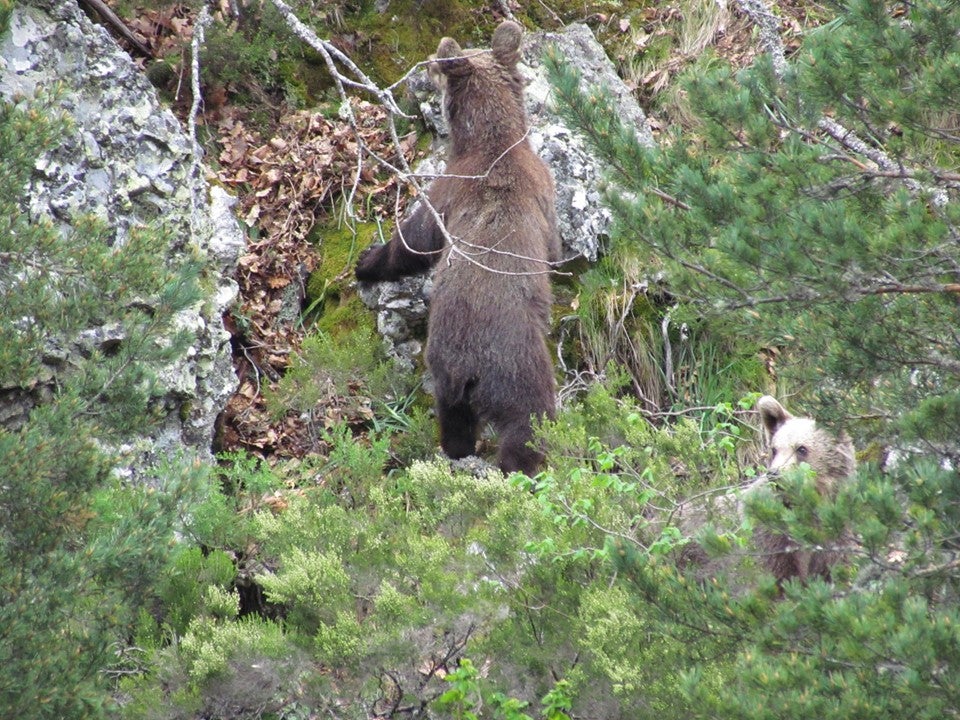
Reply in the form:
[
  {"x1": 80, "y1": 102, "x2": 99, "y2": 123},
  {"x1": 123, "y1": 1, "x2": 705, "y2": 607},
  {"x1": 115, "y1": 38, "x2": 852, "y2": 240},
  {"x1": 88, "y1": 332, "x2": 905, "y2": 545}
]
[
  {"x1": 679, "y1": 395, "x2": 856, "y2": 586},
  {"x1": 754, "y1": 394, "x2": 856, "y2": 582},
  {"x1": 356, "y1": 21, "x2": 560, "y2": 475}
]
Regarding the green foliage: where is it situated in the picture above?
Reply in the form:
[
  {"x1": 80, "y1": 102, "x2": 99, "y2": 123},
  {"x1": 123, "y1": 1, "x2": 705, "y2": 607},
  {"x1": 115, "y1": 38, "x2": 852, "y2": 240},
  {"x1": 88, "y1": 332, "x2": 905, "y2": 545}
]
[
  {"x1": 433, "y1": 659, "x2": 576, "y2": 720},
  {"x1": 123, "y1": 446, "x2": 555, "y2": 715},
  {"x1": 0, "y1": 94, "x2": 210, "y2": 718},
  {"x1": 128, "y1": 377, "x2": 960, "y2": 719},
  {"x1": 0, "y1": 0, "x2": 12, "y2": 35},
  {"x1": 491, "y1": 386, "x2": 748, "y2": 716},
  {"x1": 181, "y1": 615, "x2": 288, "y2": 682},
  {"x1": 538, "y1": 375, "x2": 749, "y2": 499},
  {"x1": 547, "y1": 2, "x2": 960, "y2": 435},
  {"x1": 606, "y1": 458, "x2": 960, "y2": 720},
  {"x1": 544, "y1": 4, "x2": 960, "y2": 714},
  {"x1": 156, "y1": 547, "x2": 238, "y2": 636},
  {"x1": 267, "y1": 325, "x2": 435, "y2": 464},
  {"x1": 201, "y1": 2, "x2": 326, "y2": 109},
  {"x1": 267, "y1": 327, "x2": 405, "y2": 416},
  {"x1": 558, "y1": 118, "x2": 766, "y2": 416}
]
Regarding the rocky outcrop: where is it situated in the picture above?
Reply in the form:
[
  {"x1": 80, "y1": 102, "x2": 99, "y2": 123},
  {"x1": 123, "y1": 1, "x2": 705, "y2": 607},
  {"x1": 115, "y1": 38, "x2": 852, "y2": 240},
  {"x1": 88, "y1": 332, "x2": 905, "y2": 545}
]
[
  {"x1": 0, "y1": 0, "x2": 242, "y2": 475},
  {"x1": 360, "y1": 22, "x2": 653, "y2": 363},
  {"x1": 524, "y1": 23, "x2": 655, "y2": 261}
]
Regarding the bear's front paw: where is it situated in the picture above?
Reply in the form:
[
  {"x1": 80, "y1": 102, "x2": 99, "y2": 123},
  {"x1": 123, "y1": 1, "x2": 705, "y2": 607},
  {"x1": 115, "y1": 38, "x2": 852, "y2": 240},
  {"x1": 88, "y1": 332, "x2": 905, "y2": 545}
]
[{"x1": 355, "y1": 245, "x2": 386, "y2": 282}]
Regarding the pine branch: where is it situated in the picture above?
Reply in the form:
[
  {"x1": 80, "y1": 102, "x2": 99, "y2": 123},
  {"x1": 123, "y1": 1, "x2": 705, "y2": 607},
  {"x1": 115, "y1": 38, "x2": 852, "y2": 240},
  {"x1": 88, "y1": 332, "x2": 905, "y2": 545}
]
[{"x1": 737, "y1": 0, "x2": 953, "y2": 207}]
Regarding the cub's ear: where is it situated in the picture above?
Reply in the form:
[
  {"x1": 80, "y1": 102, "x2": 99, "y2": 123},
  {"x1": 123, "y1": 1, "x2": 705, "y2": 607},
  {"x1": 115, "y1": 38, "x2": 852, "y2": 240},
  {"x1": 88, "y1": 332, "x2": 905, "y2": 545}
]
[
  {"x1": 757, "y1": 395, "x2": 792, "y2": 444},
  {"x1": 491, "y1": 20, "x2": 522, "y2": 67},
  {"x1": 434, "y1": 37, "x2": 471, "y2": 77}
]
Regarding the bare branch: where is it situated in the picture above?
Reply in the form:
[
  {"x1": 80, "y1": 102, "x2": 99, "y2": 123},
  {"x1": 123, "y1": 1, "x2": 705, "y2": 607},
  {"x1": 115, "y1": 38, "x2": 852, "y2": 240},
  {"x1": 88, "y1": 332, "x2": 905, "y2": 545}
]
[
  {"x1": 79, "y1": 0, "x2": 153, "y2": 58},
  {"x1": 188, "y1": 7, "x2": 210, "y2": 242},
  {"x1": 735, "y1": 0, "x2": 788, "y2": 77},
  {"x1": 408, "y1": 128, "x2": 532, "y2": 181},
  {"x1": 268, "y1": 0, "x2": 407, "y2": 117}
]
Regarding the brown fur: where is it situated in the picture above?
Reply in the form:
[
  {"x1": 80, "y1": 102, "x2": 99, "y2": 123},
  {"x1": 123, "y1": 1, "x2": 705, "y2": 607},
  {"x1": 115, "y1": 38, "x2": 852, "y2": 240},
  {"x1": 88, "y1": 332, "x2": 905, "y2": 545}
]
[
  {"x1": 678, "y1": 395, "x2": 856, "y2": 586},
  {"x1": 356, "y1": 21, "x2": 560, "y2": 475}
]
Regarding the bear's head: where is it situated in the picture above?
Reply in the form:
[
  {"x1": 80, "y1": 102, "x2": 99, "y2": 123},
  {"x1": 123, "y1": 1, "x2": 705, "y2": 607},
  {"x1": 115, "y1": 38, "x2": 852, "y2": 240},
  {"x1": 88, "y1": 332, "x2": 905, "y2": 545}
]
[
  {"x1": 757, "y1": 395, "x2": 856, "y2": 495},
  {"x1": 428, "y1": 21, "x2": 528, "y2": 158}
]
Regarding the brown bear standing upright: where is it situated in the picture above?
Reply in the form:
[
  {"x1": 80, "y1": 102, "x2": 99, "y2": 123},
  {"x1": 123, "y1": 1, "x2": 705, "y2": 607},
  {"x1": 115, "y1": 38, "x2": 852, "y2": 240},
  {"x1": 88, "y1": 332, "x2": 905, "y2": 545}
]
[{"x1": 355, "y1": 21, "x2": 560, "y2": 475}]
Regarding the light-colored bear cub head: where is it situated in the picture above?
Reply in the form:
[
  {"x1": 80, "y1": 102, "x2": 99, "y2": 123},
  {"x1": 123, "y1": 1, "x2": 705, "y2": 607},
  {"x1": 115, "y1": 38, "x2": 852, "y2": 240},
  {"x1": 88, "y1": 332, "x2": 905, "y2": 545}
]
[
  {"x1": 757, "y1": 395, "x2": 856, "y2": 496},
  {"x1": 676, "y1": 396, "x2": 858, "y2": 586}
]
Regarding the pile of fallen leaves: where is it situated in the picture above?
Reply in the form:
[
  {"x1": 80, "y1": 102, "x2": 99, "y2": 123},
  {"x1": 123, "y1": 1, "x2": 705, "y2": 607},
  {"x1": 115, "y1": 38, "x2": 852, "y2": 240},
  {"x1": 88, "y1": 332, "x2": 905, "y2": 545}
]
[
  {"x1": 215, "y1": 102, "x2": 419, "y2": 456},
  {"x1": 217, "y1": 104, "x2": 415, "y2": 246}
]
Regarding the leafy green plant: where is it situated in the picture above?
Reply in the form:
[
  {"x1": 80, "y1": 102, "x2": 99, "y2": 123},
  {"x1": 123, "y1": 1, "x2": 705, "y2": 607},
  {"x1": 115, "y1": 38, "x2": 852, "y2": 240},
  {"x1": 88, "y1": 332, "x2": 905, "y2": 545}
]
[
  {"x1": 434, "y1": 659, "x2": 576, "y2": 720},
  {"x1": 155, "y1": 547, "x2": 238, "y2": 636},
  {"x1": 434, "y1": 659, "x2": 486, "y2": 720},
  {"x1": 267, "y1": 325, "x2": 437, "y2": 465}
]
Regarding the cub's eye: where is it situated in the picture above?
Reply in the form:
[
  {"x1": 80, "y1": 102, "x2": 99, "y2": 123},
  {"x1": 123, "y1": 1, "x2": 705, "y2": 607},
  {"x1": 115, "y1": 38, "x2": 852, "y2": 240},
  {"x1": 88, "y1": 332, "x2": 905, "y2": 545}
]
[{"x1": 795, "y1": 445, "x2": 809, "y2": 459}]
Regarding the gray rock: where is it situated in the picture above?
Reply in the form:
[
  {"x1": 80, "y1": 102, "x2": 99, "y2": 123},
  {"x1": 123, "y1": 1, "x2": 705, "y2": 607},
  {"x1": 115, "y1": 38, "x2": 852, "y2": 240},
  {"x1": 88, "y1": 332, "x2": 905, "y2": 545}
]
[
  {"x1": 524, "y1": 23, "x2": 654, "y2": 261},
  {"x1": 0, "y1": 0, "x2": 242, "y2": 479}
]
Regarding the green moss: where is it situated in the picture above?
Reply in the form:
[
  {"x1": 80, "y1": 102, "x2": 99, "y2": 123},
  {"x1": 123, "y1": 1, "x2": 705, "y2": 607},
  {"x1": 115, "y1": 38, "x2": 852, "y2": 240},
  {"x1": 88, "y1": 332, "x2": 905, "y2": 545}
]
[
  {"x1": 341, "y1": 0, "x2": 478, "y2": 84},
  {"x1": 276, "y1": 49, "x2": 333, "y2": 107},
  {"x1": 306, "y1": 217, "x2": 381, "y2": 301},
  {"x1": 316, "y1": 0, "x2": 657, "y2": 90},
  {"x1": 313, "y1": 293, "x2": 376, "y2": 339},
  {"x1": 301, "y1": 215, "x2": 384, "y2": 338}
]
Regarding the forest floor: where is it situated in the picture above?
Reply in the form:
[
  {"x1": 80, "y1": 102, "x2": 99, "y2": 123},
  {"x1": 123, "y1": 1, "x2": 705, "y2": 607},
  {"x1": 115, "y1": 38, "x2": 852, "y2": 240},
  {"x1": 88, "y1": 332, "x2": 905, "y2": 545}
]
[{"x1": 102, "y1": 0, "x2": 821, "y2": 461}]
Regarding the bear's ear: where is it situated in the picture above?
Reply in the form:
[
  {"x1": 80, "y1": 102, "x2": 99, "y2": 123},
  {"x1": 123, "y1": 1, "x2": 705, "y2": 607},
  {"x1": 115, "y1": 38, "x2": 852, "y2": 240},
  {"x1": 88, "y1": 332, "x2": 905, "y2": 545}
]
[
  {"x1": 434, "y1": 37, "x2": 472, "y2": 77},
  {"x1": 491, "y1": 20, "x2": 522, "y2": 68},
  {"x1": 836, "y1": 430, "x2": 858, "y2": 471},
  {"x1": 757, "y1": 395, "x2": 792, "y2": 444}
]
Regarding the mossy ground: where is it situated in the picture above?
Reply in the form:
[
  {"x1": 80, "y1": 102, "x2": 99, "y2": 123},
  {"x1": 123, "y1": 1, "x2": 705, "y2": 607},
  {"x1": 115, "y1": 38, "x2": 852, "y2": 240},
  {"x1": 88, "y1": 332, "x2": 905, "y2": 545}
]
[
  {"x1": 305, "y1": 215, "x2": 382, "y2": 337},
  {"x1": 348, "y1": 0, "x2": 653, "y2": 85}
]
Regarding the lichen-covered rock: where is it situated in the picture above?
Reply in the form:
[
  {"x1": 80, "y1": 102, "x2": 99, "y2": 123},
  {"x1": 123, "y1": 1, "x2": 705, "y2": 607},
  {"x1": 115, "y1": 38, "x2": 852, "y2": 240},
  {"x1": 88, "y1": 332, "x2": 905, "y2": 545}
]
[
  {"x1": 524, "y1": 23, "x2": 654, "y2": 261},
  {"x1": 0, "y1": 0, "x2": 243, "y2": 476}
]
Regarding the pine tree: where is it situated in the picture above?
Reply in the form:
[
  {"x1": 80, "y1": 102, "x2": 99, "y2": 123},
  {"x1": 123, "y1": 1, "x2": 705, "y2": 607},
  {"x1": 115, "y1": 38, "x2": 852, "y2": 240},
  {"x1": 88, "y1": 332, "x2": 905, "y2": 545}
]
[
  {"x1": 549, "y1": 0, "x2": 960, "y2": 440},
  {"x1": 548, "y1": 1, "x2": 960, "y2": 717},
  {"x1": 0, "y1": 94, "x2": 205, "y2": 717}
]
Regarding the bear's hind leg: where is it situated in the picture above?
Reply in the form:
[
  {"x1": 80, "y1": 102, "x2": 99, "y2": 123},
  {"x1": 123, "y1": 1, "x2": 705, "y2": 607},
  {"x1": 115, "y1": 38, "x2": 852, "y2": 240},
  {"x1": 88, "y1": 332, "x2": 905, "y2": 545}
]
[
  {"x1": 496, "y1": 419, "x2": 544, "y2": 477},
  {"x1": 437, "y1": 398, "x2": 480, "y2": 460}
]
